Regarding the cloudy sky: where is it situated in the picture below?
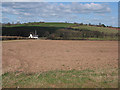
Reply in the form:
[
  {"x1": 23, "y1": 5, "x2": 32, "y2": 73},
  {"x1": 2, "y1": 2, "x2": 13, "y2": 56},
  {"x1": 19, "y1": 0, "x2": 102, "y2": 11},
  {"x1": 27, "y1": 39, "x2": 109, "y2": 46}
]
[{"x1": 2, "y1": 2, "x2": 118, "y2": 27}]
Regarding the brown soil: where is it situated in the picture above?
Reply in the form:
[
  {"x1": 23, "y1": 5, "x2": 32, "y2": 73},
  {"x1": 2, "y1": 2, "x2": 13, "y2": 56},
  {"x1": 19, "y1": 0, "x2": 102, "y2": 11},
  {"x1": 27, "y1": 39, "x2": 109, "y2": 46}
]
[{"x1": 2, "y1": 40, "x2": 118, "y2": 73}]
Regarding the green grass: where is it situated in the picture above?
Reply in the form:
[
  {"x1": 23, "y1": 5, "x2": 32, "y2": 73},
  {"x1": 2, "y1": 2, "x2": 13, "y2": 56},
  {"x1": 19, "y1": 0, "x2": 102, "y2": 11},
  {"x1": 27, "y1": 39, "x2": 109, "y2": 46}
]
[
  {"x1": 72, "y1": 25, "x2": 118, "y2": 34},
  {"x1": 4, "y1": 22, "x2": 75, "y2": 28},
  {"x1": 2, "y1": 68, "x2": 118, "y2": 88},
  {"x1": 87, "y1": 37, "x2": 118, "y2": 41}
]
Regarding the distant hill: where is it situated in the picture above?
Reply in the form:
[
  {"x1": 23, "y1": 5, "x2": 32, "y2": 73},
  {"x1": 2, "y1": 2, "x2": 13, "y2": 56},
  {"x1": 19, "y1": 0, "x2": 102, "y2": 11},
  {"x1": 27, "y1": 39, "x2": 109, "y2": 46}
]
[{"x1": 2, "y1": 22, "x2": 119, "y2": 40}]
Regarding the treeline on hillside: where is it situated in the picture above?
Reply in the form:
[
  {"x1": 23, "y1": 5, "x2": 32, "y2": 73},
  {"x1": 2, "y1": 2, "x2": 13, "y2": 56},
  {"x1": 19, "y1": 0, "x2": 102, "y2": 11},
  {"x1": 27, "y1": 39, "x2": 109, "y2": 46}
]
[
  {"x1": 2, "y1": 26, "x2": 119, "y2": 40},
  {"x1": 48, "y1": 29, "x2": 118, "y2": 40},
  {"x1": 2, "y1": 21, "x2": 116, "y2": 28},
  {"x1": 2, "y1": 21, "x2": 45, "y2": 26}
]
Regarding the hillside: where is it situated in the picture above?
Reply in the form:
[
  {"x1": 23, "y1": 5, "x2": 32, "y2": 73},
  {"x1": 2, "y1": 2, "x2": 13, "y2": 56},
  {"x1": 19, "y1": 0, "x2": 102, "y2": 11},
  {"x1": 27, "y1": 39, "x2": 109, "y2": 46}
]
[
  {"x1": 72, "y1": 25, "x2": 118, "y2": 34},
  {"x1": 2, "y1": 22, "x2": 119, "y2": 40},
  {"x1": 4, "y1": 22, "x2": 75, "y2": 28}
]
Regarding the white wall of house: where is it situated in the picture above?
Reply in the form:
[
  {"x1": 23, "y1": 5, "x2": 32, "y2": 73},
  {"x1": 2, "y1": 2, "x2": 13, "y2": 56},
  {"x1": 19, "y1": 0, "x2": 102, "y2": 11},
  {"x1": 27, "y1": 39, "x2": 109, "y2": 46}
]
[{"x1": 28, "y1": 34, "x2": 38, "y2": 39}]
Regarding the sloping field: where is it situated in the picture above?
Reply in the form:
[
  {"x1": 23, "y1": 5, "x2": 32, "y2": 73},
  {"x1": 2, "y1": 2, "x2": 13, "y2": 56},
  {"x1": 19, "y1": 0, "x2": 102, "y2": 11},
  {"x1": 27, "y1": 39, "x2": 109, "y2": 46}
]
[
  {"x1": 72, "y1": 25, "x2": 118, "y2": 34},
  {"x1": 4, "y1": 22, "x2": 118, "y2": 34},
  {"x1": 2, "y1": 40, "x2": 118, "y2": 73}
]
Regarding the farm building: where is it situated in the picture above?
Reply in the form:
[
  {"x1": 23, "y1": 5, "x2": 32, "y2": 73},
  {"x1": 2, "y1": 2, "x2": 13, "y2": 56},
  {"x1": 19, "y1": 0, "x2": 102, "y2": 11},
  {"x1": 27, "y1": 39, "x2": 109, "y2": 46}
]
[{"x1": 28, "y1": 30, "x2": 38, "y2": 39}]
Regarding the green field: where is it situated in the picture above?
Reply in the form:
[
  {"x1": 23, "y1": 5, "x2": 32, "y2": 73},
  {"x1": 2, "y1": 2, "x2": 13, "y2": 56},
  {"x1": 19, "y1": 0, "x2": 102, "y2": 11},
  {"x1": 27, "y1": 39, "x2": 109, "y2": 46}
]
[
  {"x1": 72, "y1": 25, "x2": 118, "y2": 34},
  {"x1": 2, "y1": 68, "x2": 118, "y2": 88},
  {"x1": 4, "y1": 22, "x2": 75, "y2": 28}
]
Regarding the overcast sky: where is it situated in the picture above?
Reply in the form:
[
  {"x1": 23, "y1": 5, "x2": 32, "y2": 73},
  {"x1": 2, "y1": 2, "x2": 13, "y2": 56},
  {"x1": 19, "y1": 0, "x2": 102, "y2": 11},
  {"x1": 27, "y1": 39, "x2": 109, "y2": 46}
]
[{"x1": 2, "y1": 2, "x2": 118, "y2": 27}]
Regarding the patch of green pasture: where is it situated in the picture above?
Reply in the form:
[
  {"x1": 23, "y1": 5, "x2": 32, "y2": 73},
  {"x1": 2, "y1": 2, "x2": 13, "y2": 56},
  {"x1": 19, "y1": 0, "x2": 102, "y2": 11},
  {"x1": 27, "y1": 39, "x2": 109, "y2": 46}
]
[
  {"x1": 2, "y1": 68, "x2": 118, "y2": 88},
  {"x1": 87, "y1": 37, "x2": 118, "y2": 41},
  {"x1": 4, "y1": 23, "x2": 75, "y2": 28},
  {"x1": 72, "y1": 25, "x2": 118, "y2": 34}
]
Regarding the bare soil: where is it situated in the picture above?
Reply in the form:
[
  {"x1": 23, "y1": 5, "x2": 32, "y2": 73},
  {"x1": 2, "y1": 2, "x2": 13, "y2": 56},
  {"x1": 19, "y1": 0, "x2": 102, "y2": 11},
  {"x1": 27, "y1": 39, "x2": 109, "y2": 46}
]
[{"x1": 2, "y1": 40, "x2": 118, "y2": 73}]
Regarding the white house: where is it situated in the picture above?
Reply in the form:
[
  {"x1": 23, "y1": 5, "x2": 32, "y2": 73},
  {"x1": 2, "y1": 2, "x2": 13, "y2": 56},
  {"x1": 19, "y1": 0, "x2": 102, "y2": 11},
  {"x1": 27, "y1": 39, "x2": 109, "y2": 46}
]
[{"x1": 28, "y1": 31, "x2": 38, "y2": 39}]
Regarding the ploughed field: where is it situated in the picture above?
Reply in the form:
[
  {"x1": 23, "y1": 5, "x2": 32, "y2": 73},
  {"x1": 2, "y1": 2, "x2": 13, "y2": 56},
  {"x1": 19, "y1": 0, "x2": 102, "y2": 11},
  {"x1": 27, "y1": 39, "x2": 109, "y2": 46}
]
[
  {"x1": 3, "y1": 40, "x2": 118, "y2": 73},
  {"x1": 2, "y1": 40, "x2": 118, "y2": 88}
]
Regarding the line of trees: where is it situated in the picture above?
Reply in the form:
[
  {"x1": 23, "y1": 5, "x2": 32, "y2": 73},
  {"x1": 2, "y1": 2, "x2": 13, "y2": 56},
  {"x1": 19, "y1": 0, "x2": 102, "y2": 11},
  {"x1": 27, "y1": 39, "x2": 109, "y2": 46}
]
[
  {"x1": 73, "y1": 22, "x2": 113, "y2": 28},
  {"x1": 2, "y1": 21, "x2": 45, "y2": 27},
  {"x1": 48, "y1": 29, "x2": 118, "y2": 40}
]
